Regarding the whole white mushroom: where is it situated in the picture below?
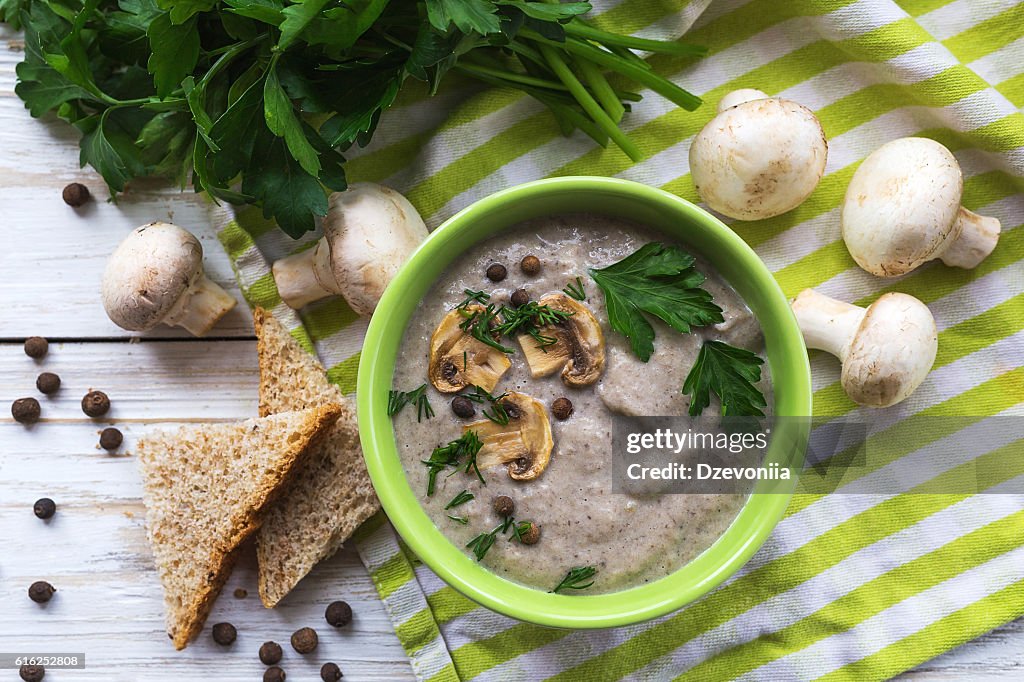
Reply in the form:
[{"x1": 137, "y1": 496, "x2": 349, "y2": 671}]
[
  {"x1": 689, "y1": 88, "x2": 828, "y2": 220},
  {"x1": 101, "y1": 222, "x2": 237, "y2": 336},
  {"x1": 272, "y1": 182, "x2": 428, "y2": 316},
  {"x1": 791, "y1": 289, "x2": 937, "y2": 408},
  {"x1": 841, "y1": 137, "x2": 1000, "y2": 277}
]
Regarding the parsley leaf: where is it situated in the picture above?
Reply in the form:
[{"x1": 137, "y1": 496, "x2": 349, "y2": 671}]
[
  {"x1": 682, "y1": 340, "x2": 766, "y2": 417},
  {"x1": 425, "y1": 0, "x2": 502, "y2": 35},
  {"x1": 588, "y1": 243, "x2": 723, "y2": 362},
  {"x1": 264, "y1": 62, "x2": 321, "y2": 176},
  {"x1": 146, "y1": 12, "x2": 199, "y2": 98}
]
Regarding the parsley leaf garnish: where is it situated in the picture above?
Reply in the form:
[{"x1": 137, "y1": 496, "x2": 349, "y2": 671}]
[
  {"x1": 682, "y1": 340, "x2": 766, "y2": 417},
  {"x1": 588, "y1": 243, "x2": 724, "y2": 362}
]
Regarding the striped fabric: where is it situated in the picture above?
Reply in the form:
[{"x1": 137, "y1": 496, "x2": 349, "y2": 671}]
[{"x1": 217, "y1": 0, "x2": 1024, "y2": 679}]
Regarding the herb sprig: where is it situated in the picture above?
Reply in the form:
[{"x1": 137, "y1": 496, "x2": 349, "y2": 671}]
[
  {"x1": 682, "y1": 340, "x2": 766, "y2": 417},
  {"x1": 497, "y1": 301, "x2": 574, "y2": 351},
  {"x1": 460, "y1": 305, "x2": 516, "y2": 354},
  {"x1": 588, "y1": 243, "x2": 724, "y2": 362},
  {"x1": 388, "y1": 383, "x2": 435, "y2": 422},
  {"x1": 552, "y1": 566, "x2": 597, "y2": 593},
  {"x1": 462, "y1": 386, "x2": 511, "y2": 425},
  {"x1": 445, "y1": 490, "x2": 475, "y2": 510},
  {"x1": 422, "y1": 430, "x2": 484, "y2": 496},
  {"x1": 563, "y1": 276, "x2": 587, "y2": 301},
  {"x1": 2, "y1": 0, "x2": 705, "y2": 238},
  {"x1": 466, "y1": 515, "x2": 515, "y2": 561}
]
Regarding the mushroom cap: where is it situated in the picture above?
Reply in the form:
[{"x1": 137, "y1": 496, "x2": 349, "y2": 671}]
[
  {"x1": 101, "y1": 222, "x2": 203, "y2": 331},
  {"x1": 517, "y1": 293, "x2": 606, "y2": 386},
  {"x1": 841, "y1": 292, "x2": 937, "y2": 407},
  {"x1": 689, "y1": 97, "x2": 827, "y2": 220},
  {"x1": 717, "y1": 88, "x2": 769, "y2": 112},
  {"x1": 428, "y1": 305, "x2": 511, "y2": 393},
  {"x1": 322, "y1": 182, "x2": 428, "y2": 316},
  {"x1": 841, "y1": 137, "x2": 963, "y2": 277},
  {"x1": 468, "y1": 392, "x2": 553, "y2": 481}
]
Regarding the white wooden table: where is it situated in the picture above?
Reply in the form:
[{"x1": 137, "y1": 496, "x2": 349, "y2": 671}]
[{"x1": 0, "y1": 27, "x2": 1021, "y2": 682}]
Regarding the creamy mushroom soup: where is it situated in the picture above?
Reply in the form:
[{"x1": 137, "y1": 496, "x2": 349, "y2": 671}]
[{"x1": 391, "y1": 213, "x2": 772, "y2": 593}]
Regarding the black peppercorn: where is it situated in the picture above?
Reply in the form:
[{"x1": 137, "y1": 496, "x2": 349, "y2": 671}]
[
  {"x1": 62, "y1": 182, "x2": 90, "y2": 207},
  {"x1": 28, "y1": 581, "x2": 56, "y2": 603},
  {"x1": 451, "y1": 396, "x2": 475, "y2": 419},
  {"x1": 485, "y1": 263, "x2": 507, "y2": 282},
  {"x1": 211, "y1": 622, "x2": 237, "y2": 645},
  {"x1": 493, "y1": 495, "x2": 515, "y2": 517},
  {"x1": 81, "y1": 390, "x2": 110, "y2": 417},
  {"x1": 99, "y1": 427, "x2": 123, "y2": 451},
  {"x1": 24, "y1": 336, "x2": 48, "y2": 359},
  {"x1": 520, "y1": 522, "x2": 541, "y2": 545},
  {"x1": 325, "y1": 600, "x2": 353, "y2": 628},
  {"x1": 264, "y1": 667, "x2": 286, "y2": 682},
  {"x1": 552, "y1": 397, "x2": 573, "y2": 421},
  {"x1": 520, "y1": 255, "x2": 541, "y2": 276},
  {"x1": 233, "y1": 588, "x2": 248, "y2": 599},
  {"x1": 510, "y1": 288, "x2": 530, "y2": 308},
  {"x1": 259, "y1": 641, "x2": 283, "y2": 665},
  {"x1": 19, "y1": 664, "x2": 44, "y2": 682},
  {"x1": 291, "y1": 627, "x2": 318, "y2": 654},
  {"x1": 321, "y1": 662, "x2": 343, "y2": 681},
  {"x1": 33, "y1": 498, "x2": 56, "y2": 520},
  {"x1": 13, "y1": 398, "x2": 41, "y2": 424},
  {"x1": 36, "y1": 372, "x2": 61, "y2": 395}
]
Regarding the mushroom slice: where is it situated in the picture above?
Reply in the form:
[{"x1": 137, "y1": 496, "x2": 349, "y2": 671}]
[
  {"x1": 428, "y1": 305, "x2": 511, "y2": 394},
  {"x1": 465, "y1": 392, "x2": 553, "y2": 481},
  {"x1": 516, "y1": 293, "x2": 606, "y2": 387}
]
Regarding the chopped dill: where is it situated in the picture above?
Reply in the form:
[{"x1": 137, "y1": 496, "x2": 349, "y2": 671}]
[
  {"x1": 459, "y1": 304, "x2": 515, "y2": 354},
  {"x1": 388, "y1": 383, "x2": 434, "y2": 422},
  {"x1": 461, "y1": 386, "x2": 511, "y2": 425},
  {"x1": 466, "y1": 516, "x2": 516, "y2": 561},
  {"x1": 445, "y1": 489, "x2": 474, "y2": 510},
  {"x1": 457, "y1": 288, "x2": 491, "y2": 309},
  {"x1": 563, "y1": 276, "x2": 587, "y2": 301},
  {"x1": 447, "y1": 515, "x2": 469, "y2": 525},
  {"x1": 422, "y1": 430, "x2": 484, "y2": 496},
  {"x1": 551, "y1": 566, "x2": 597, "y2": 593}
]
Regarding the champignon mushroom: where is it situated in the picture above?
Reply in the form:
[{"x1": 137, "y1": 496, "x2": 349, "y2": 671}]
[
  {"x1": 272, "y1": 182, "x2": 428, "y2": 315},
  {"x1": 428, "y1": 305, "x2": 512, "y2": 394},
  {"x1": 841, "y1": 137, "x2": 1000, "y2": 277},
  {"x1": 101, "y1": 222, "x2": 237, "y2": 336},
  {"x1": 517, "y1": 293, "x2": 605, "y2": 387},
  {"x1": 791, "y1": 288, "x2": 937, "y2": 407},
  {"x1": 689, "y1": 89, "x2": 827, "y2": 220},
  {"x1": 467, "y1": 392, "x2": 553, "y2": 481}
]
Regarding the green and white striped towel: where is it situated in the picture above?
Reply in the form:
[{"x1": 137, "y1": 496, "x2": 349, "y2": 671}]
[{"x1": 218, "y1": 0, "x2": 1024, "y2": 679}]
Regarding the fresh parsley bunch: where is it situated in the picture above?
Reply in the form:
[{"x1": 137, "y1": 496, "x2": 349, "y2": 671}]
[{"x1": 1, "y1": 0, "x2": 704, "y2": 237}]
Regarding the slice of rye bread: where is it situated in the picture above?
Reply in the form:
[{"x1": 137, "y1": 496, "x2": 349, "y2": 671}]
[
  {"x1": 253, "y1": 307, "x2": 381, "y2": 607},
  {"x1": 138, "y1": 405, "x2": 341, "y2": 649}
]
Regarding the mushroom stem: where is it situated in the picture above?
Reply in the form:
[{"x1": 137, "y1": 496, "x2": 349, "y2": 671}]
[
  {"x1": 717, "y1": 88, "x2": 769, "y2": 112},
  {"x1": 164, "y1": 274, "x2": 238, "y2": 336},
  {"x1": 791, "y1": 289, "x2": 865, "y2": 361},
  {"x1": 940, "y1": 207, "x2": 1001, "y2": 269},
  {"x1": 272, "y1": 240, "x2": 340, "y2": 309}
]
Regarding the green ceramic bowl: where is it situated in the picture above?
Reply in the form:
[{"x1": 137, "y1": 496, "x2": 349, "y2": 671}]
[{"x1": 358, "y1": 176, "x2": 811, "y2": 629}]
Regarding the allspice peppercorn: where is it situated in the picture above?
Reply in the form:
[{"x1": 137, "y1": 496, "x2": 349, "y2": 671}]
[
  {"x1": 211, "y1": 622, "x2": 237, "y2": 645},
  {"x1": 520, "y1": 255, "x2": 541, "y2": 275},
  {"x1": 290, "y1": 627, "x2": 318, "y2": 654},
  {"x1": 552, "y1": 397, "x2": 574, "y2": 420},
  {"x1": 12, "y1": 398, "x2": 41, "y2": 424},
  {"x1": 36, "y1": 372, "x2": 61, "y2": 395},
  {"x1": 493, "y1": 495, "x2": 515, "y2": 517},
  {"x1": 19, "y1": 664, "x2": 45, "y2": 682},
  {"x1": 263, "y1": 667, "x2": 286, "y2": 682},
  {"x1": 62, "y1": 182, "x2": 90, "y2": 207},
  {"x1": 486, "y1": 263, "x2": 507, "y2": 282},
  {"x1": 33, "y1": 498, "x2": 56, "y2": 520},
  {"x1": 28, "y1": 581, "x2": 56, "y2": 603},
  {"x1": 519, "y1": 522, "x2": 541, "y2": 545},
  {"x1": 451, "y1": 396, "x2": 475, "y2": 419},
  {"x1": 24, "y1": 336, "x2": 48, "y2": 359},
  {"x1": 325, "y1": 600, "x2": 353, "y2": 628},
  {"x1": 510, "y1": 288, "x2": 530, "y2": 308},
  {"x1": 321, "y1": 662, "x2": 343, "y2": 681},
  {"x1": 81, "y1": 390, "x2": 110, "y2": 417},
  {"x1": 259, "y1": 641, "x2": 283, "y2": 665},
  {"x1": 99, "y1": 427, "x2": 123, "y2": 451}
]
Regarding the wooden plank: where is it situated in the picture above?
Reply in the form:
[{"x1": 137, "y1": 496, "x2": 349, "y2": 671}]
[
  {"x1": 0, "y1": 35, "x2": 254, "y2": 340},
  {"x1": 0, "y1": 339, "x2": 413, "y2": 680}
]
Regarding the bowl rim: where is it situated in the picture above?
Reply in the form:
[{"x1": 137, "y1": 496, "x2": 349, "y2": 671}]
[{"x1": 358, "y1": 176, "x2": 811, "y2": 628}]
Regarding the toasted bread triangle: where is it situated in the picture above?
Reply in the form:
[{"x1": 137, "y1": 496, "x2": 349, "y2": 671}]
[
  {"x1": 138, "y1": 405, "x2": 340, "y2": 648},
  {"x1": 253, "y1": 308, "x2": 380, "y2": 607}
]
